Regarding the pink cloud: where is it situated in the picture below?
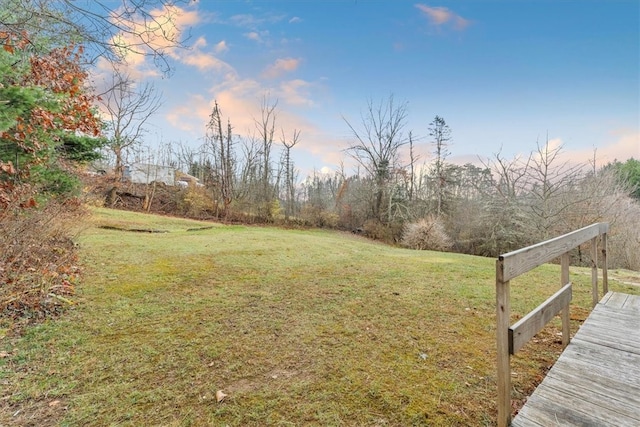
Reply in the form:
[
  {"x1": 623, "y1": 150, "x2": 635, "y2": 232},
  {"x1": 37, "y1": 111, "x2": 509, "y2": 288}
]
[
  {"x1": 277, "y1": 79, "x2": 314, "y2": 107},
  {"x1": 262, "y1": 57, "x2": 302, "y2": 79},
  {"x1": 181, "y1": 51, "x2": 233, "y2": 72},
  {"x1": 102, "y1": 3, "x2": 203, "y2": 77},
  {"x1": 214, "y1": 40, "x2": 229, "y2": 53},
  {"x1": 415, "y1": 4, "x2": 470, "y2": 30},
  {"x1": 245, "y1": 31, "x2": 269, "y2": 43},
  {"x1": 192, "y1": 36, "x2": 207, "y2": 49},
  {"x1": 571, "y1": 130, "x2": 640, "y2": 165},
  {"x1": 165, "y1": 94, "x2": 210, "y2": 132}
]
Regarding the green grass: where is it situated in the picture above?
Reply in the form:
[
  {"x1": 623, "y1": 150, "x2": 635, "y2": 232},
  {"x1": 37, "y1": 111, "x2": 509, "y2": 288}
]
[{"x1": 1, "y1": 207, "x2": 638, "y2": 426}]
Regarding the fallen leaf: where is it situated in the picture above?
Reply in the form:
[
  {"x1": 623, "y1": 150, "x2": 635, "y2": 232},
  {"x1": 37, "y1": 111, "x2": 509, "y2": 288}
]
[
  {"x1": 216, "y1": 390, "x2": 227, "y2": 403},
  {"x1": 49, "y1": 400, "x2": 61, "y2": 407}
]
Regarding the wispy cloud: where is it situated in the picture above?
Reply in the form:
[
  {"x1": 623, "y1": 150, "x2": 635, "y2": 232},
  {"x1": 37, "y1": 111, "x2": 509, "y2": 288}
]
[
  {"x1": 214, "y1": 40, "x2": 229, "y2": 54},
  {"x1": 230, "y1": 13, "x2": 286, "y2": 28},
  {"x1": 415, "y1": 4, "x2": 470, "y2": 30},
  {"x1": 192, "y1": 36, "x2": 207, "y2": 49},
  {"x1": 262, "y1": 57, "x2": 302, "y2": 79},
  {"x1": 165, "y1": 94, "x2": 209, "y2": 132},
  {"x1": 180, "y1": 51, "x2": 234, "y2": 72},
  {"x1": 245, "y1": 31, "x2": 261, "y2": 42},
  {"x1": 230, "y1": 14, "x2": 263, "y2": 28},
  {"x1": 159, "y1": 33, "x2": 233, "y2": 73},
  {"x1": 568, "y1": 129, "x2": 640, "y2": 165},
  {"x1": 244, "y1": 30, "x2": 269, "y2": 43},
  {"x1": 289, "y1": 16, "x2": 302, "y2": 24},
  {"x1": 277, "y1": 79, "x2": 314, "y2": 107}
]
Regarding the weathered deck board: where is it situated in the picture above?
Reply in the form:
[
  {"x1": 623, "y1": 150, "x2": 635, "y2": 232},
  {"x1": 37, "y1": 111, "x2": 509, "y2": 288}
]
[
  {"x1": 602, "y1": 291, "x2": 629, "y2": 308},
  {"x1": 511, "y1": 292, "x2": 640, "y2": 427},
  {"x1": 623, "y1": 293, "x2": 640, "y2": 311}
]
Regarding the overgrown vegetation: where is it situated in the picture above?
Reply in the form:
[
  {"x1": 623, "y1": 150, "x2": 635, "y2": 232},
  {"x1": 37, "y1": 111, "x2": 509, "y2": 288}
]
[
  {"x1": 2, "y1": 208, "x2": 639, "y2": 426},
  {"x1": 0, "y1": 26, "x2": 105, "y2": 326},
  {"x1": 0, "y1": 198, "x2": 83, "y2": 331},
  {"x1": 1, "y1": 0, "x2": 188, "y2": 326}
]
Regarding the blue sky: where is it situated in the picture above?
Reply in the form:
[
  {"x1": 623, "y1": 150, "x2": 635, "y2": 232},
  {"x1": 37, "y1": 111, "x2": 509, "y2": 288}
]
[{"x1": 102, "y1": 0, "x2": 640, "y2": 174}]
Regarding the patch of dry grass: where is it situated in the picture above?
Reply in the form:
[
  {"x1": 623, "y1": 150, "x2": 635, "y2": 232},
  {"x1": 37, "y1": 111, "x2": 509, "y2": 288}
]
[{"x1": 1, "y1": 208, "x2": 638, "y2": 426}]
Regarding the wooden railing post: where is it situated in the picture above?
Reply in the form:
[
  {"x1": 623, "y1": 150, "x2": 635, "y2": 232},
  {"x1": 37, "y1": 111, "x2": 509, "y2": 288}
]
[
  {"x1": 591, "y1": 236, "x2": 598, "y2": 308},
  {"x1": 560, "y1": 253, "x2": 571, "y2": 348},
  {"x1": 496, "y1": 259, "x2": 511, "y2": 427},
  {"x1": 495, "y1": 223, "x2": 608, "y2": 426},
  {"x1": 601, "y1": 232, "x2": 608, "y2": 295}
]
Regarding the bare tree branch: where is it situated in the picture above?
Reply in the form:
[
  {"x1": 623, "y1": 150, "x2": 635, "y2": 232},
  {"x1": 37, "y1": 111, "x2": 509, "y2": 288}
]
[
  {"x1": 343, "y1": 95, "x2": 409, "y2": 222},
  {"x1": 0, "y1": 0, "x2": 191, "y2": 74},
  {"x1": 101, "y1": 67, "x2": 162, "y2": 178}
]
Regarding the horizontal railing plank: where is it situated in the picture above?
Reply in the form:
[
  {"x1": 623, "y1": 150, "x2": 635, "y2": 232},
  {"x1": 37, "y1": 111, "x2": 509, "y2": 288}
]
[
  {"x1": 509, "y1": 283, "x2": 572, "y2": 354},
  {"x1": 498, "y1": 223, "x2": 608, "y2": 282}
]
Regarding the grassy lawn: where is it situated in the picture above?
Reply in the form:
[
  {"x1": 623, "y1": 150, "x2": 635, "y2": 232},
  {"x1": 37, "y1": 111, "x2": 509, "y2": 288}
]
[{"x1": 1, "y1": 208, "x2": 638, "y2": 426}]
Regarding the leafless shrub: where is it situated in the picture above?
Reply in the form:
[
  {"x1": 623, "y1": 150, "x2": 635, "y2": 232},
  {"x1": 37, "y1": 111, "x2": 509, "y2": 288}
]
[
  {"x1": 0, "y1": 194, "x2": 84, "y2": 328},
  {"x1": 402, "y1": 216, "x2": 453, "y2": 251},
  {"x1": 607, "y1": 198, "x2": 640, "y2": 270}
]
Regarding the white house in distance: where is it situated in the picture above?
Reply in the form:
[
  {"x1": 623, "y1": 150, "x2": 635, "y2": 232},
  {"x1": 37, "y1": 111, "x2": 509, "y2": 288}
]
[
  {"x1": 124, "y1": 163, "x2": 176, "y2": 185},
  {"x1": 122, "y1": 163, "x2": 203, "y2": 187}
]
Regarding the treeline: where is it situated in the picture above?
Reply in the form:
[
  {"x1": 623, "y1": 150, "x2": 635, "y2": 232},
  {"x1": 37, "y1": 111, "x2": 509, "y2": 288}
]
[{"x1": 115, "y1": 97, "x2": 640, "y2": 270}]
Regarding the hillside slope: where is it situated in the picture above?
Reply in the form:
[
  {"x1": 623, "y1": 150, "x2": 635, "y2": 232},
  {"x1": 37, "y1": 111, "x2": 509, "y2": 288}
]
[{"x1": 2, "y1": 208, "x2": 638, "y2": 426}]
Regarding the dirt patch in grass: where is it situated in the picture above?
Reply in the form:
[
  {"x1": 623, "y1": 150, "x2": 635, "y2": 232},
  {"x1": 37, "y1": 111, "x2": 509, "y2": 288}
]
[{"x1": 2, "y1": 208, "x2": 638, "y2": 426}]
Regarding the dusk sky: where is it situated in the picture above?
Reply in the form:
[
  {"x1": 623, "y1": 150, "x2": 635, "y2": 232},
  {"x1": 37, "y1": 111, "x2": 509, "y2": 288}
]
[{"x1": 99, "y1": 0, "x2": 640, "y2": 175}]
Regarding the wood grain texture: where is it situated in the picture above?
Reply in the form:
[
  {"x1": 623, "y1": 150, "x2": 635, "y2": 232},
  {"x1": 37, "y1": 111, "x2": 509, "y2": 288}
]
[
  {"x1": 511, "y1": 292, "x2": 640, "y2": 427},
  {"x1": 498, "y1": 223, "x2": 607, "y2": 282},
  {"x1": 509, "y1": 283, "x2": 572, "y2": 354}
]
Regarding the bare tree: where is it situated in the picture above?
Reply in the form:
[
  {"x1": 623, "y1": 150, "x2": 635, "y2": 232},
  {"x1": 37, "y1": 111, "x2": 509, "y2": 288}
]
[
  {"x1": 408, "y1": 131, "x2": 419, "y2": 202},
  {"x1": 481, "y1": 148, "x2": 531, "y2": 200},
  {"x1": 478, "y1": 148, "x2": 533, "y2": 254},
  {"x1": 428, "y1": 115, "x2": 451, "y2": 217},
  {"x1": 217, "y1": 134, "x2": 259, "y2": 217},
  {"x1": 344, "y1": 95, "x2": 409, "y2": 222},
  {"x1": 280, "y1": 128, "x2": 300, "y2": 220},
  {"x1": 206, "y1": 100, "x2": 235, "y2": 218},
  {"x1": 525, "y1": 139, "x2": 584, "y2": 239},
  {"x1": 101, "y1": 68, "x2": 162, "y2": 179},
  {"x1": 254, "y1": 95, "x2": 278, "y2": 218}
]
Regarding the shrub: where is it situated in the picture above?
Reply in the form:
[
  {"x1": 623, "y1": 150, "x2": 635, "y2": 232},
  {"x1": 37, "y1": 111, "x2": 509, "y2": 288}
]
[
  {"x1": 177, "y1": 186, "x2": 214, "y2": 218},
  {"x1": 608, "y1": 197, "x2": 640, "y2": 270},
  {"x1": 1, "y1": 192, "x2": 84, "y2": 330},
  {"x1": 363, "y1": 219, "x2": 404, "y2": 244},
  {"x1": 299, "y1": 205, "x2": 339, "y2": 228},
  {"x1": 401, "y1": 216, "x2": 453, "y2": 251}
]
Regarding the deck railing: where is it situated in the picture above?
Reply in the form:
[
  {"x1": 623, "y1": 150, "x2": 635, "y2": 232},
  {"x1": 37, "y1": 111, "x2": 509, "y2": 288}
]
[{"x1": 496, "y1": 223, "x2": 609, "y2": 427}]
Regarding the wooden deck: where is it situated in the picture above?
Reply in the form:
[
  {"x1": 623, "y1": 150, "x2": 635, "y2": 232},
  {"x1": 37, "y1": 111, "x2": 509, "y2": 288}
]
[{"x1": 511, "y1": 292, "x2": 640, "y2": 427}]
